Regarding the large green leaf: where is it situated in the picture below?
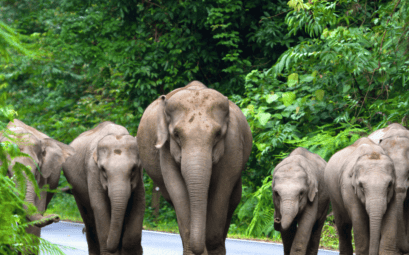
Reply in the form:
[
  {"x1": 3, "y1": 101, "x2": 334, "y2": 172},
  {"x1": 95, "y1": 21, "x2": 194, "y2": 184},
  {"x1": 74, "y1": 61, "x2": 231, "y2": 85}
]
[
  {"x1": 282, "y1": 92, "x2": 296, "y2": 106},
  {"x1": 287, "y1": 73, "x2": 299, "y2": 87},
  {"x1": 257, "y1": 112, "x2": 271, "y2": 126}
]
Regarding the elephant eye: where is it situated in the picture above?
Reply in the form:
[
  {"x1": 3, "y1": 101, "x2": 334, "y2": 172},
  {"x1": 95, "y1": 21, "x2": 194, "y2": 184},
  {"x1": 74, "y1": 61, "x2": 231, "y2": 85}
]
[
  {"x1": 274, "y1": 191, "x2": 279, "y2": 198},
  {"x1": 215, "y1": 130, "x2": 221, "y2": 138},
  {"x1": 388, "y1": 182, "x2": 392, "y2": 188},
  {"x1": 359, "y1": 182, "x2": 364, "y2": 192},
  {"x1": 101, "y1": 167, "x2": 107, "y2": 178},
  {"x1": 173, "y1": 131, "x2": 179, "y2": 139},
  {"x1": 131, "y1": 166, "x2": 137, "y2": 177}
]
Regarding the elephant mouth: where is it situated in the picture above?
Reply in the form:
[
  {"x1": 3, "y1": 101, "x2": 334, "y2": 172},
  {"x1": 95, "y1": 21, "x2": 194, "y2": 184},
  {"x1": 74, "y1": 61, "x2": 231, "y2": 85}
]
[{"x1": 274, "y1": 218, "x2": 281, "y2": 224}]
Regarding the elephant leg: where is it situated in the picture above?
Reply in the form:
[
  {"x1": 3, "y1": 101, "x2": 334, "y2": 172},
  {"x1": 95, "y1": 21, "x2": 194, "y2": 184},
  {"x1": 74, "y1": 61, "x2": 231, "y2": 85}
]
[
  {"x1": 23, "y1": 225, "x2": 41, "y2": 255},
  {"x1": 405, "y1": 198, "x2": 409, "y2": 237},
  {"x1": 281, "y1": 221, "x2": 297, "y2": 255},
  {"x1": 159, "y1": 150, "x2": 193, "y2": 254},
  {"x1": 306, "y1": 203, "x2": 329, "y2": 255},
  {"x1": 204, "y1": 178, "x2": 241, "y2": 255},
  {"x1": 73, "y1": 194, "x2": 100, "y2": 255},
  {"x1": 349, "y1": 207, "x2": 369, "y2": 255},
  {"x1": 332, "y1": 205, "x2": 353, "y2": 255},
  {"x1": 121, "y1": 184, "x2": 145, "y2": 255},
  {"x1": 223, "y1": 179, "x2": 242, "y2": 240}
]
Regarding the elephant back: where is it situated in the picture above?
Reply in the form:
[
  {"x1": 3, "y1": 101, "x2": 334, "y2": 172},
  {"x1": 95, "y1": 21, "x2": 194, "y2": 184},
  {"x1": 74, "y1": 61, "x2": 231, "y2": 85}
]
[
  {"x1": 7, "y1": 119, "x2": 50, "y2": 140},
  {"x1": 369, "y1": 123, "x2": 408, "y2": 144}
]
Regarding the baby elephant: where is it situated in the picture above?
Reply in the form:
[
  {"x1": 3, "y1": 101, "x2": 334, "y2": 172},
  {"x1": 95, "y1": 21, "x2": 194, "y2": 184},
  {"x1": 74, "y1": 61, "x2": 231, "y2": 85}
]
[
  {"x1": 63, "y1": 121, "x2": 145, "y2": 255},
  {"x1": 325, "y1": 138, "x2": 396, "y2": 255},
  {"x1": 272, "y1": 147, "x2": 329, "y2": 255}
]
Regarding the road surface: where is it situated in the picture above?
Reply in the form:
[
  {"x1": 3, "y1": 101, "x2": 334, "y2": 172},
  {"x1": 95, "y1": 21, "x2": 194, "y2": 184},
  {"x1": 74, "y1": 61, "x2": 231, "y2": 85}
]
[{"x1": 40, "y1": 222, "x2": 339, "y2": 255}]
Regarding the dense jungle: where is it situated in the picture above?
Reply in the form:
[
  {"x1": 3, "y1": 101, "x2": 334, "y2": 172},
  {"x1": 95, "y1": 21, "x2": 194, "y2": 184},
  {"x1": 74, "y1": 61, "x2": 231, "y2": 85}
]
[{"x1": 1, "y1": 0, "x2": 408, "y2": 253}]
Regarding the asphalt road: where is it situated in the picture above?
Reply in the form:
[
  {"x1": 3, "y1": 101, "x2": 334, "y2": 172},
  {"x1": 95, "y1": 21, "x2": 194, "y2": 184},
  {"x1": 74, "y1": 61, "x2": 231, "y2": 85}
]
[{"x1": 40, "y1": 222, "x2": 339, "y2": 255}]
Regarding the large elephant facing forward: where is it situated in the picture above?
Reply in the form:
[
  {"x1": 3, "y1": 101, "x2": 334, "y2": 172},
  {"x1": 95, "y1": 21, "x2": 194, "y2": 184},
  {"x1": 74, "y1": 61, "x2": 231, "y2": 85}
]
[
  {"x1": 273, "y1": 147, "x2": 329, "y2": 255},
  {"x1": 62, "y1": 121, "x2": 145, "y2": 255},
  {"x1": 137, "y1": 81, "x2": 252, "y2": 255},
  {"x1": 368, "y1": 123, "x2": 409, "y2": 254},
  {"x1": 324, "y1": 138, "x2": 396, "y2": 255},
  {"x1": 0, "y1": 119, "x2": 75, "y2": 238}
]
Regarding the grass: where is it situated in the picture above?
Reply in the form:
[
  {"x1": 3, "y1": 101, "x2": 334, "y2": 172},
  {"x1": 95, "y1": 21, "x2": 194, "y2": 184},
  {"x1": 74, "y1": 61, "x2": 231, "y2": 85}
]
[{"x1": 45, "y1": 193, "x2": 341, "y2": 251}]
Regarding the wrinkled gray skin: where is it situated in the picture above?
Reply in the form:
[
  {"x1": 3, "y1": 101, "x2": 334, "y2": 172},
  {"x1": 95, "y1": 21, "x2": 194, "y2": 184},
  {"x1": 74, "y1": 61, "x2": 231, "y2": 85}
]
[
  {"x1": 324, "y1": 138, "x2": 396, "y2": 255},
  {"x1": 62, "y1": 122, "x2": 145, "y2": 255},
  {"x1": 137, "y1": 81, "x2": 252, "y2": 255},
  {"x1": 0, "y1": 119, "x2": 75, "y2": 238},
  {"x1": 272, "y1": 147, "x2": 329, "y2": 255},
  {"x1": 368, "y1": 123, "x2": 409, "y2": 254}
]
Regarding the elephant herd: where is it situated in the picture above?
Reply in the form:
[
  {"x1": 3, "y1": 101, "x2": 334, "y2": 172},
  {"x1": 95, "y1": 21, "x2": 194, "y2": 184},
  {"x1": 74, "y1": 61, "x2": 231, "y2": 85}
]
[
  {"x1": 1, "y1": 80, "x2": 409, "y2": 255},
  {"x1": 272, "y1": 124, "x2": 409, "y2": 255}
]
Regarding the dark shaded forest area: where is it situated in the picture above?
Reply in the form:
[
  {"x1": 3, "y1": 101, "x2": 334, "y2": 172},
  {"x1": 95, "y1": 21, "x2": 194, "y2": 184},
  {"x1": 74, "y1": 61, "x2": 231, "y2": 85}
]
[{"x1": 1, "y1": 0, "x2": 408, "y2": 252}]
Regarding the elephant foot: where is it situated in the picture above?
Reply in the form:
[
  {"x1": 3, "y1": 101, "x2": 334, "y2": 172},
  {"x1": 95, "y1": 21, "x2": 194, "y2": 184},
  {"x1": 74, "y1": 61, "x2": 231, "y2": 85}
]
[
  {"x1": 183, "y1": 252, "x2": 208, "y2": 255},
  {"x1": 183, "y1": 248, "x2": 208, "y2": 255},
  {"x1": 207, "y1": 245, "x2": 226, "y2": 255}
]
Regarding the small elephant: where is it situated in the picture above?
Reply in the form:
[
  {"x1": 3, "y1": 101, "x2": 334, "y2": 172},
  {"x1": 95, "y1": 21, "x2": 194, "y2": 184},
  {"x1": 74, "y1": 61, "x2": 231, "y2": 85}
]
[
  {"x1": 0, "y1": 119, "x2": 75, "y2": 237},
  {"x1": 272, "y1": 147, "x2": 329, "y2": 255},
  {"x1": 62, "y1": 121, "x2": 145, "y2": 255},
  {"x1": 324, "y1": 138, "x2": 396, "y2": 255},
  {"x1": 137, "y1": 81, "x2": 252, "y2": 255},
  {"x1": 369, "y1": 123, "x2": 409, "y2": 253}
]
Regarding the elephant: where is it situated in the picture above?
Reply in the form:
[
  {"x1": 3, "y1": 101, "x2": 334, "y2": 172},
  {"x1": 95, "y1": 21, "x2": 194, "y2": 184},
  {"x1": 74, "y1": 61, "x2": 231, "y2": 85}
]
[
  {"x1": 137, "y1": 81, "x2": 252, "y2": 255},
  {"x1": 272, "y1": 147, "x2": 329, "y2": 255},
  {"x1": 0, "y1": 119, "x2": 75, "y2": 238},
  {"x1": 368, "y1": 123, "x2": 409, "y2": 253},
  {"x1": 62, "y1": 121, "x2": 145, "y2": 255},
  {"x1": 324, "y1": 137, "x2": 397, "y2": 255}
]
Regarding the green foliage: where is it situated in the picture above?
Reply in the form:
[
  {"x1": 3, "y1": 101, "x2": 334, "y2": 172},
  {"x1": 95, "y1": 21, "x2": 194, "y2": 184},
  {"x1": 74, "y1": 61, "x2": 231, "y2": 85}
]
[
  {"x1": 232, "y1": 0, "x2": 409, "y2": 243},
  {"x1": 0, "y1": 21, "x2": 63, "y2": 255},
  {"x1": 239, "y1": 176, "x2": 280, "y2": 239},
  {"x1": 0, "y1": 0, "x2": 297, "y2": 142},
  {"x1": 0, "y1": 20, "x2": 34, "y2": 62}
]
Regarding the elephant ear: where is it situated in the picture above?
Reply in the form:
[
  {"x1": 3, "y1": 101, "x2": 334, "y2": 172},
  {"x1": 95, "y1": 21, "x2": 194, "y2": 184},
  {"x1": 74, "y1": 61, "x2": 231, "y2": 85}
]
[
  {"x1": 298, "y1": 159, "x2": 318, "y2": 202},
  {"x1": 93, "y1": 148, "x2": 98, "y2": 164},
  {"x1": 39, "y1": 138, "x2": 76, "y2": 179},
  {"x1": 155, "y1": 95, "x2": 169, "y2": 149},
  {"x1": 134, "y1": 136, "x2": 142, "y2": 169},
  {"x1": 212, "y1": 99, "x2": 230, "y2": 164}
]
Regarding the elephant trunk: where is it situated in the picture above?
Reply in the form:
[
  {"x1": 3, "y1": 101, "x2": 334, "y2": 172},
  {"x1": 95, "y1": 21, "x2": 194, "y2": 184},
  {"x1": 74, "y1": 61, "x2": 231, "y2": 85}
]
[
  {"x1": 366, "y1": 198, "x2": 387, "y2": 255},
  {"x1": 24, "y1": 170, "x2": 59, "y2": 228},
  {"x1": 396, "y1": 192, "x2": 409, "y2": 253},
  {"x1": 280, "y1": 199, "x2": 299, "y2": 231},
  {"x1": 106, "y1": 184, "x2": 131, "y2": 253},
  {"x1": 181, "y1": 148, "x2": 212, "y2": 255}
]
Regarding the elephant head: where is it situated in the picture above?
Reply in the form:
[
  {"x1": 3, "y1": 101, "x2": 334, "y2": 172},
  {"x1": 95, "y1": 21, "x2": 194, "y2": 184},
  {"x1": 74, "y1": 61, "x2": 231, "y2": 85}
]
[
  {"x1": 1, "y1": 126, "x2": 75, "y2": 227},
  {"x1": 272, "y1": 155, "x2": 318, "y2": 230},
  {"x1": 345, "y1": 143, "x2": 395, "y2": 255},
  {"x1": 155, "y1": 82, "x2": 230, "y2": 254},
  {"x1": 92, "y1": 134, "x2": 141, "y2": 253}
]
